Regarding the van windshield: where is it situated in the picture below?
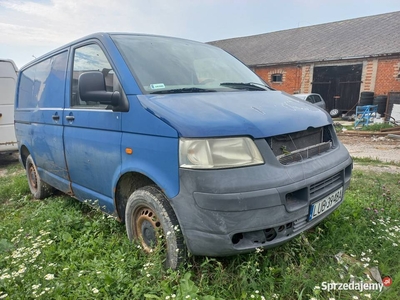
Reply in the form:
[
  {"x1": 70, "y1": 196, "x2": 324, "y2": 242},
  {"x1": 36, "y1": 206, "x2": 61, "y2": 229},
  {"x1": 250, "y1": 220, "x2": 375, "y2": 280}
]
[{"x1": 111, "y1": 35, "x2": 269, "y2": 94}]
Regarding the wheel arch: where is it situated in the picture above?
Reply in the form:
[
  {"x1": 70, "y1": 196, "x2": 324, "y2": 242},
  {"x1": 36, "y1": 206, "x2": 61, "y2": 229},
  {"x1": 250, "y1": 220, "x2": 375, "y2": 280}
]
[
  {"x1": 114, "y1": 171, "x2": 156, "y2": 223},
  {"x1": 19, "y1": 145, "x2": 31, "y2": 167},
  {"x1": 114, "y1": 158, "x2": 180, "y2": 223}
]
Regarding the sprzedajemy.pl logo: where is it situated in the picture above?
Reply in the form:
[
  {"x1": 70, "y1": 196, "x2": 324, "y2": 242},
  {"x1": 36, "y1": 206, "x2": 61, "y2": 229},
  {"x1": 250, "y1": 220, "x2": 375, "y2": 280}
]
[{"x1": 320, "y1": 276, "x2": 392, "y2": 293}]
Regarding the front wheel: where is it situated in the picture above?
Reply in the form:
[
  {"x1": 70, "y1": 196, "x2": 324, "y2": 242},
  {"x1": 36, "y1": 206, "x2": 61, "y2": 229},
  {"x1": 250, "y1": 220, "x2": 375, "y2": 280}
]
[
  {"x1": 125, "y1": 186, "x2": 185, "y2": 269},
  {"x1": 25, "y1": 155, "x2": 53, "y2": 199}
]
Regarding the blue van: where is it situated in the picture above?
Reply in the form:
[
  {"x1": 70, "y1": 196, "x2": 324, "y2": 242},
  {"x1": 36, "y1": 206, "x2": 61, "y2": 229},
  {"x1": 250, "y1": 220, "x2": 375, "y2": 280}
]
[{"x1": 14, "y1": 33, "x2": 352, "y2": 268}]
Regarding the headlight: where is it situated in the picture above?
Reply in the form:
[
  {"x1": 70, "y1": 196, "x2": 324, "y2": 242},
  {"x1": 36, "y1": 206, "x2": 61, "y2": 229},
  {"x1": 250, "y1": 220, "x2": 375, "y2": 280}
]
[{"x1": 179, "y1": 137, "x2": 264, "y2": 169}]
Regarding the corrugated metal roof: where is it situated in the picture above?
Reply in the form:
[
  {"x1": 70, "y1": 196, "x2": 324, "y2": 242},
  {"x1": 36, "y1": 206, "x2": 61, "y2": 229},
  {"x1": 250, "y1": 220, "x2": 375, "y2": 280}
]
[{"x1": 208, "y1": 11, "x2": 400, "y2": 67}]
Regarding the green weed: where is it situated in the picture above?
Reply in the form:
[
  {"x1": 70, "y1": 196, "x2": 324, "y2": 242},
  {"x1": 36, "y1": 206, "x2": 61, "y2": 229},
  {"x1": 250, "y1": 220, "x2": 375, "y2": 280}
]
[
  {"x1": 359, "y1": 123, "x2": 395, "y2": 132},
  {"x1": 352, "y1": 156, "x2": 400, "y2": 167},
  {"x1": 0, "y1": 163, "x2": 30, "y2": 205},
  {"x1": 0, "y1": 165, "x2": 399, "y2": 299}
]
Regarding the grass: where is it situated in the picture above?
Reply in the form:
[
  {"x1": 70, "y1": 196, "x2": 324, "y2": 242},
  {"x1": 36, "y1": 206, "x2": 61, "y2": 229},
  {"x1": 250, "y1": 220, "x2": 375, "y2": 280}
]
[
  {"x1": 0, "y1": 162, "x2": 399, "y2": 299},
  {"x1": 359, "y1": 123, "x2": 394, "y2": 132},
  {"x1": 352, "y1": 156, "x2": 400, "y2": 167}
]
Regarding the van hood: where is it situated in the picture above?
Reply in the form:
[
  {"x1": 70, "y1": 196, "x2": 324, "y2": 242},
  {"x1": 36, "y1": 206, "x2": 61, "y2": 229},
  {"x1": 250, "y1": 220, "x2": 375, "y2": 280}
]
[{"x1": 137, "y1": 91, "x2": 331, "y2": 138}]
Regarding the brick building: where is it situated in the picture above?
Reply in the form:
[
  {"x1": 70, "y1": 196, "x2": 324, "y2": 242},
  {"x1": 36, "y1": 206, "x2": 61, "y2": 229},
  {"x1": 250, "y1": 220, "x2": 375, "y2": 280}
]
[{"x1": 209, "y1": 11, "x2": 400, "y2": 115}]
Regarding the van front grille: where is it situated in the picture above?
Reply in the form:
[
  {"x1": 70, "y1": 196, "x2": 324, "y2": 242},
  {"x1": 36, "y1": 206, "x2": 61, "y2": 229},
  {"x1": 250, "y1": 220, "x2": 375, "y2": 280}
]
[
  {"x1": 266, "y1": 126, "x2": 334, "y2": 165},
  {"x1": 277, "y1": 141, "x2": 332, "y2": 165}
]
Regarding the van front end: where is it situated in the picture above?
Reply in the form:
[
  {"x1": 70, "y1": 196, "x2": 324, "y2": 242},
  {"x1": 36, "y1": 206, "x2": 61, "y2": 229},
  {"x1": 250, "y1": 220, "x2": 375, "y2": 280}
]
[{"x1": 170, "y1": 125, "x2": 352, "y2": 256}]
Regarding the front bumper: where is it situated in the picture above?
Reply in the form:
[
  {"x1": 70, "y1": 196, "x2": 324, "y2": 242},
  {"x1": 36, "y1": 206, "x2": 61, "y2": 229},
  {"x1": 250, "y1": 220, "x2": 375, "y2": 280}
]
[{"x1": 170, "y1": 138, "x2": 352, "y2": 257}]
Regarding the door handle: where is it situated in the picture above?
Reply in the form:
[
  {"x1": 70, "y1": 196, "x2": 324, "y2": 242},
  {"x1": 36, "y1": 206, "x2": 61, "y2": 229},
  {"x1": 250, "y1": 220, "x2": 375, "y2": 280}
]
[
  {"x1": 66, "y1": 115, "x2": 75, "y2": 121},
  {"x1": 52, "y1": 114, "x2": 60, "y2": 120}
]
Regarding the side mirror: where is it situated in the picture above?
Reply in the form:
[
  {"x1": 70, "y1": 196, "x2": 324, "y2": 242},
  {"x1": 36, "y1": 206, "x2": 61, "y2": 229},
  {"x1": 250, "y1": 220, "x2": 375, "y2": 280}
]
[{"x1": 78, "y1": 71, "x2": 120, "y2": 106}]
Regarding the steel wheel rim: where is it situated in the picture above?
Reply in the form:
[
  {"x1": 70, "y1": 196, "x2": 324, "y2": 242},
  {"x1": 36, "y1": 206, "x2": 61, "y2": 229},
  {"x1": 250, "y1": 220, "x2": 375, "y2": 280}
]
[
  {"x1": 133, "y1": 206, "x2": 161, "y2": 252},
  {"x1": 28, "y1": 163, "x2": 38, "y2": 191}
]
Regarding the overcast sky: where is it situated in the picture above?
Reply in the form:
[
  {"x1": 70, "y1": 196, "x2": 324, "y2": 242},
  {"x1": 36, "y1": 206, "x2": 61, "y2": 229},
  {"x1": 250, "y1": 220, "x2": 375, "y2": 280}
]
[{"x1": 1, "y1": 0, "x2": 400, "y2": 69}]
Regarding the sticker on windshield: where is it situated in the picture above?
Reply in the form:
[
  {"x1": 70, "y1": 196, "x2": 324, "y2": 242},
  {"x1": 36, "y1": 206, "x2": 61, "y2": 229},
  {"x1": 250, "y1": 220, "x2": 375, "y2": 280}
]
[{"x1": 150, "y1": 83, "x2": 165, "y2": 89}]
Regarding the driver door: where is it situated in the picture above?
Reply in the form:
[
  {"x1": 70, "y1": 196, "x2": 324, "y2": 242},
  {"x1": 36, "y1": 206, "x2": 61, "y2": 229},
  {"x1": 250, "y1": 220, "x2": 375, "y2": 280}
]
[{"x1": 63, "y1": 42, "x2": 122, "y2": 212}]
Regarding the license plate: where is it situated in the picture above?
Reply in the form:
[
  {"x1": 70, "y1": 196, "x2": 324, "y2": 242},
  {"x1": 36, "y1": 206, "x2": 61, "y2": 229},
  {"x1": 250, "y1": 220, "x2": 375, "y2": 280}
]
[{"x1": 308, "y1": 187, "x2": 343, "y2": 221}]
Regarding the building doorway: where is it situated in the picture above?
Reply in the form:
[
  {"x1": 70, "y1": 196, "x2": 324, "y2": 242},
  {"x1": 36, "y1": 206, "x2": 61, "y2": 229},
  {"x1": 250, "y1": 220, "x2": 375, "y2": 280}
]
[{"x1": 312, "y1": 64, "x2": 362, "y2": 116}]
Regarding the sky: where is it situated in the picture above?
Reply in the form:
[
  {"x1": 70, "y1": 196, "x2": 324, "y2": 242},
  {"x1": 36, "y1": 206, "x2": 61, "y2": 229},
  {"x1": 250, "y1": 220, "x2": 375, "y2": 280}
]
[{"x1": 1, "y1": 0, "x2": 400, "y2": 69}]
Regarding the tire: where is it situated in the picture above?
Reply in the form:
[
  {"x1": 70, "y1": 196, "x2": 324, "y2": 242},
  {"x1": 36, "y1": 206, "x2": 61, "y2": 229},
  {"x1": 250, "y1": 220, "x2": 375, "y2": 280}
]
[
  {"x1": 329, "y1": 109, "x2": 341, "y2": 118},
  {"x1": 125, "y1": 186, "x2": 185, "y2": 269},
  {"x1": 373, "y1": 96, "x2": 387, "y2": 115},
  {"x1": 25, "y1": 155, "x2": 53, "y2": 199},
  {"x1": 359, "y1": 92, "x2": 374, "y2": 106},
  {"x1": 360, "y1": 91, "x2": 374, "y2": 98}
]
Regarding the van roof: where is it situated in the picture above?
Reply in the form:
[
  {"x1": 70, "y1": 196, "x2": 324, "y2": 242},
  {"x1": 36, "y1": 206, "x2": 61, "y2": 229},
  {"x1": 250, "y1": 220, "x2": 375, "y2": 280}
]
[
  {"x1": 0, "y1": 59, "x2": 18, "y2": 72},
  {"x1": 20, "y1": 32, "x2": 198, "y2": 70}
]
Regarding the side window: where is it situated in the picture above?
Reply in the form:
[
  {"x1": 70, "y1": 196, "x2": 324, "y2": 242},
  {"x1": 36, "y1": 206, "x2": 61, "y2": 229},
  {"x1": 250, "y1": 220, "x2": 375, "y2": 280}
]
[
  {"x1": 306, "y1": 96, "x2": 314, "y2": 104},
  {"x1": 313, "y1": 95, "x2": 322, "y2": 103},
  {"x1": 18, "y1": 68, "x2": 35, "y2": 108},
  {"x1": 18, "y1": 52, "x2": 68, "y2": 108},
  {"x1": 71, "y1": 44, "x2": 118, "y2": 108}
]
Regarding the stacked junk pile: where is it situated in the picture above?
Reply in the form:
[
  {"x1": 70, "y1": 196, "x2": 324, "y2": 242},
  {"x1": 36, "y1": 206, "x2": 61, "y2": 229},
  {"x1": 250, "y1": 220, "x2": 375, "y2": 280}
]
[
  {"x1": 342, "y1": 92, "x2": 400, "y2": 139},
  {"x1": 354, "y1": 92, "x2": 387, "y2": 127}
]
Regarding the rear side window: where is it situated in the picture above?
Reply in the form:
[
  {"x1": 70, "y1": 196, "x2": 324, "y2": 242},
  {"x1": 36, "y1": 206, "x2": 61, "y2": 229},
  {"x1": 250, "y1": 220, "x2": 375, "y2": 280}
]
[
  {"x1": 71, "y1": 44, "x2": 118, "y2": 108},
  {"x1": 17, "y1": 52, "x2": 68, "y2": 108},
  {"x1": 312, "y1": 95, "x2": 322, "y2": 103},
  {"x1": 305, "y1": 96, "x2": 314, "y2": 104}
]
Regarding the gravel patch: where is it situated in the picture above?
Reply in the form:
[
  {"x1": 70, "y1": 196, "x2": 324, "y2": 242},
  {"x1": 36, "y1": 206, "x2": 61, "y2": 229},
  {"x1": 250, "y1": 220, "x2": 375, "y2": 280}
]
[
  {"x1": 339, "y1": 134, "x2": 400, "y2": 173},
  {"x1": 338, "y1": 134, "x2": 400, "y2": 164}
]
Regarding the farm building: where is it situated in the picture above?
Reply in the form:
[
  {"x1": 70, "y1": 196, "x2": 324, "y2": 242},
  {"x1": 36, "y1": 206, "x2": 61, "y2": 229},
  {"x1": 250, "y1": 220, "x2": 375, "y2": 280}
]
[{"x1": 209, "y1": 11, "x2": 400, "y2": 117}]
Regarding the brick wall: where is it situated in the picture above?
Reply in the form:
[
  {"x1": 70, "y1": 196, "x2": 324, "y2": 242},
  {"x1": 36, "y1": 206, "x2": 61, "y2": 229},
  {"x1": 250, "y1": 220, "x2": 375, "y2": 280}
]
[
  {"x1": 254, "y1": 57, "x2": 400, "y2": 96},
  {"x1": 374, "y1": 57, "x2": 400, "y2": 95},
  {"x1": 255, "y1": 65, "x2": 302, "y2": 94}
]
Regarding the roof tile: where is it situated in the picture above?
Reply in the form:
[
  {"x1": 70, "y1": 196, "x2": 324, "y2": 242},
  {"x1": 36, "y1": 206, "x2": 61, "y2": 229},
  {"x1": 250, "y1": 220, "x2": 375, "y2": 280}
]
[{"x1": 208, "y1": 11, "x2": 400, "y2": 66}]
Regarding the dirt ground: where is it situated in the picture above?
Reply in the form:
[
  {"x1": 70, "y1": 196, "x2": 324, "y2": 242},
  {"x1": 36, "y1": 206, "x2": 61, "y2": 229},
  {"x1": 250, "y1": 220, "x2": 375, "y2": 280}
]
[
  {"x1": 338, "y1": 134, "x2": 400, "y2": 162},
  {"x1": 338, "y1": 134, "x2": 400, "y2": 173},
  {"x1": 0, "y1": 152, "x2": 19, "y2": 177}
]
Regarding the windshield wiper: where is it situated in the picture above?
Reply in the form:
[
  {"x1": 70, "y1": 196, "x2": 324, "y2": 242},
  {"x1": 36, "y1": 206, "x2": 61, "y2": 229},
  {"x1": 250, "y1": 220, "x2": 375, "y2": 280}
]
[
  {"x1": 150, "y1": 87, "x2": 217, "y2": 94},
  {"x1": 220, "y1": 82, "x2": 271, "y2": 91}
]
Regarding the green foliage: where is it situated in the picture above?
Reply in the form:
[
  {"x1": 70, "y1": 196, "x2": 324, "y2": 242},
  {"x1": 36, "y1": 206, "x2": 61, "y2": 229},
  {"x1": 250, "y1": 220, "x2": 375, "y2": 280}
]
[
  {"x1": 0, "y1": 168, "x2": 30, "y2": 205},
  {"x1": 352, "y1": 156, "x2": 400, "y2": 167},
  {"x1": 359, "y1": 123, "x2": 395, "y2": 131},
  {"x1": 0, "y1": 164, "x2": 399, "y2": 299}
]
